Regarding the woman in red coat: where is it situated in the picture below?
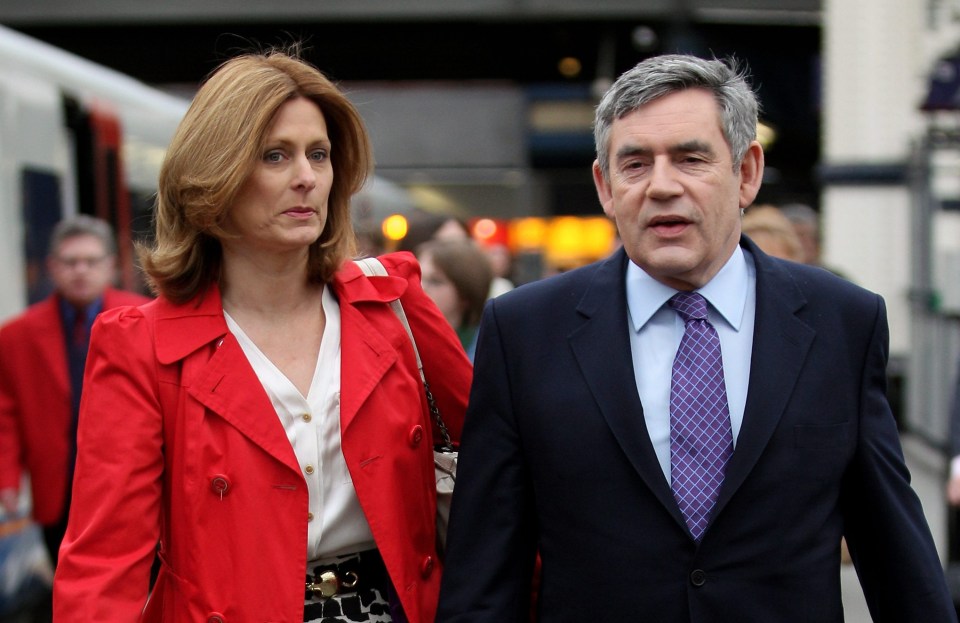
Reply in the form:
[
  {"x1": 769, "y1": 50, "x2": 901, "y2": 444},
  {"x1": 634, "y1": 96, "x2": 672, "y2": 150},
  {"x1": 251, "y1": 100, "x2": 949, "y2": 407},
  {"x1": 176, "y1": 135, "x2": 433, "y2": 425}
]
[{"x1": 53, "y1": 50, "x2": 471, "y2": 623}]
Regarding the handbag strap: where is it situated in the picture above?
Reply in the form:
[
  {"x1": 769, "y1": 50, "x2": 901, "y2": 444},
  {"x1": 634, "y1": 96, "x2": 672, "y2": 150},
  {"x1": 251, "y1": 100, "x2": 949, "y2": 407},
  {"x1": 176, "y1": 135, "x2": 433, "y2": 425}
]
[{"x1": 353, "y1": 257, "x2": 454, "y2": 450}]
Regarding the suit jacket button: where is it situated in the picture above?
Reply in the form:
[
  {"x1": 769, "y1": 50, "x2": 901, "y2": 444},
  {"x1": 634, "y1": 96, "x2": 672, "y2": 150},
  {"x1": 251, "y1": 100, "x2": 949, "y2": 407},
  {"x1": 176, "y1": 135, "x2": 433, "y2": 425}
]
[
  {"x1": 690, "y1": 569, "x2": 706, "y2": 587},
  {"x1": 408, "y1": 425, "x2": 424, "y2": 447},
  {"x1": 420, "y1": 555, "x2": 434, "y2": 578}
]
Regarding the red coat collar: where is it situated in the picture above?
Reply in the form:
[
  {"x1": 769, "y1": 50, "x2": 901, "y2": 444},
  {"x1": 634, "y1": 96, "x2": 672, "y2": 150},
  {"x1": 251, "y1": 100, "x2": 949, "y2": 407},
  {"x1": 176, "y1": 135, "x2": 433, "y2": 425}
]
[{"x1": 150, "y1": 261, "x2": 410, "y2": 365}]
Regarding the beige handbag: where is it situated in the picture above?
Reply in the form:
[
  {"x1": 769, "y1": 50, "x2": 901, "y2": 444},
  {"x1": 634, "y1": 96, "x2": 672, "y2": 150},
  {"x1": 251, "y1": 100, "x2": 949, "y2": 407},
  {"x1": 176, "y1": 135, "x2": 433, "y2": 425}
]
[{"x1": 354, "y1": 258, "x2": 458, "y2": 555}]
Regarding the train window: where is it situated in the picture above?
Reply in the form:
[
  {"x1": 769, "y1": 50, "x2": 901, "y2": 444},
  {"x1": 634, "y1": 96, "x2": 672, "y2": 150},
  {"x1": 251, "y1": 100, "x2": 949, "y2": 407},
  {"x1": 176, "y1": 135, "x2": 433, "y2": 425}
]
[{"x1": 21, "y1": 168, "x2": 63, "y2": 304}]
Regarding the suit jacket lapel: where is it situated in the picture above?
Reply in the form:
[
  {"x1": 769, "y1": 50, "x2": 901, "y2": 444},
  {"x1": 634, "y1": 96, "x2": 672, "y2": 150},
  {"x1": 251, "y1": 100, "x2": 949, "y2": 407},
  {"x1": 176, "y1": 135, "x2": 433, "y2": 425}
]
[
  {"x1": 568, "y1": 249, "x2": 685, "y2": 527},
  {"x1": 712, "y1": 239, "x2": 816, "y2": 517}
]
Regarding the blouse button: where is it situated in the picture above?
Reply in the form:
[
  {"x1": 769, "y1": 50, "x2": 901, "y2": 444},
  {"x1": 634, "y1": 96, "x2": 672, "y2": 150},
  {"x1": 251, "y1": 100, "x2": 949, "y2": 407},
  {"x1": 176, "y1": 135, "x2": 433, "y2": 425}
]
[
  {"x1": 302, "y1": 413, "x2": 312, "y2": 423},
  {"x1": 304, "y1": 464, "x2": 315, "y2": 475},
  {"x1": 307, "y1": 512, "x2": 315, "y2": 522},
  {"x1": 408, "y1": 425, "x2": 424, "y2": 447}
]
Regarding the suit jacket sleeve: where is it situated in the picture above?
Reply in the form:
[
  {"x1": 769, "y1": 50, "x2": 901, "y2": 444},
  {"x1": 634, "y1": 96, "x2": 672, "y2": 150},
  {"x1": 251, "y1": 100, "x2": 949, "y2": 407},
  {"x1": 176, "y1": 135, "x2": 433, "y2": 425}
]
[
  {"x1": 842, "y1": 295, "x2": 957, "y2": 618},
  {"x1": 54, "y1": 306, "x2": 163, "y2": 620},
  {"x1": 436, "y1": 296, "x2": 538, "y2": 623},
  {"x1": 949, "y1": 356, "x2": 960, "y2": 461}
]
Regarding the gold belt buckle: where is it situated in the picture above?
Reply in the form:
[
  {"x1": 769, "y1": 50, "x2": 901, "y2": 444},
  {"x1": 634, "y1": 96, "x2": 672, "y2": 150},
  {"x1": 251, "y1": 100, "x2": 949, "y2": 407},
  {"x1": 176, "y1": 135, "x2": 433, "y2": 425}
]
[{"x1": 307, "y1": 570, "x2": 360, "y2": 598}]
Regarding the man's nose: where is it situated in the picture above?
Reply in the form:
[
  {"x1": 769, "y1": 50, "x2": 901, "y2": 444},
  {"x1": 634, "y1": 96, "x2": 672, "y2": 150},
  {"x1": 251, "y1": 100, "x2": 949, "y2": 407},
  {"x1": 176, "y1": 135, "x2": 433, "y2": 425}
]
[{"x1": 645, "y1": 160, "x2": 682, "y2": 199}]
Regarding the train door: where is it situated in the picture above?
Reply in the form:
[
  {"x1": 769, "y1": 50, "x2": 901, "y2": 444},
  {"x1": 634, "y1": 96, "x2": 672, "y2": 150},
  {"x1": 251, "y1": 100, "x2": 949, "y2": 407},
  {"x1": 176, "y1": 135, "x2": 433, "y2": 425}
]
[
  {"x1": 64, "y1": 97, "x2": 136, "y2": 292},
  {"x1": 0, "y1": 69, "x2": 71, "y2": 318}
]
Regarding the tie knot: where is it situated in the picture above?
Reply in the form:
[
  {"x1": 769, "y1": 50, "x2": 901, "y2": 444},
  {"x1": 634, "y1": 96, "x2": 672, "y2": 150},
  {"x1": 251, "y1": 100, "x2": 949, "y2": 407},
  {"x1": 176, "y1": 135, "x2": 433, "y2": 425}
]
[{"x1": 669, "y1": 292, "x2": 708, "y2": 322}]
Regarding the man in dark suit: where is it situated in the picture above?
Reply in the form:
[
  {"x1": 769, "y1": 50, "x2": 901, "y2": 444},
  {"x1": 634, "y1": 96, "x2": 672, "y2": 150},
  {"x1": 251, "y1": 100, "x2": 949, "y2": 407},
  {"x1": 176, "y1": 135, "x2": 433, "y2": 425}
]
[{"x1": 437, "y1": 55, "x2": 955, "y2": 621}]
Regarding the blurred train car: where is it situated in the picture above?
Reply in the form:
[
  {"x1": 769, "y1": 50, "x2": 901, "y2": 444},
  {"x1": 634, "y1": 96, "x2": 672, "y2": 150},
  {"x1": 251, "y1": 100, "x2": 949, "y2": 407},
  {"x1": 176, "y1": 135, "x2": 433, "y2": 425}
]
[
  {"x1": 0, "y1": 25, "x2": 428, "y2": 324},
  {"x1": 0, "y1": 24, "x2": 190, "y2": 321}
]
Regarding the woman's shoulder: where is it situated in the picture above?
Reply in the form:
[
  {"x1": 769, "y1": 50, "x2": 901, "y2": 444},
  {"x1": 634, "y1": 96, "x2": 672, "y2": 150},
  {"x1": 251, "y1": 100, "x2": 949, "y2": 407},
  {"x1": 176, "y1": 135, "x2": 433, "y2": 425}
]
[
  {"x1": 372, "y1": 251, "x2": 420, "y2": 277},
  {"x1": 345, "y1": 252, "x2": 422, "y2": 285}
]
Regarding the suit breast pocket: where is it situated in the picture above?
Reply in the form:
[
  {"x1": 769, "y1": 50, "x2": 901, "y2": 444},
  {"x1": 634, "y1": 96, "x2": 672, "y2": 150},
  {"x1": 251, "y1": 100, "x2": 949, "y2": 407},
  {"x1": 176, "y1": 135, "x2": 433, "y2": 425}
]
[{"x1": 793, "y1": 422, "x2": 849, "y2": 448}]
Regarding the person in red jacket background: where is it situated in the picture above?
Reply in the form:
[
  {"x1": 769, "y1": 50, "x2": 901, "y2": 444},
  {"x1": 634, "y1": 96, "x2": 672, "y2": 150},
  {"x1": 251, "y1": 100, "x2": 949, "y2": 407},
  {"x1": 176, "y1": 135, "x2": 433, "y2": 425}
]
[
  {"x1": 0, "y1": 215, "x2": 150, "y2": 569},
  {"x1": 53, "y1": 49, "x2": 470, "y2": 623}
]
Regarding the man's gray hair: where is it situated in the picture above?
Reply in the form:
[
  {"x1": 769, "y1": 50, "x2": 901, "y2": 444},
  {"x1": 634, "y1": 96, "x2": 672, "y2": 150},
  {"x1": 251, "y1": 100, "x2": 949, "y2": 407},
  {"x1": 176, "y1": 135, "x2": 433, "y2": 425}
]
[
  {"x1": 49, "y1": 214, "x2": 117, "y2": 256},
  {"x1": 594, "y1": 54, "x2": 760, "y2": 180}
]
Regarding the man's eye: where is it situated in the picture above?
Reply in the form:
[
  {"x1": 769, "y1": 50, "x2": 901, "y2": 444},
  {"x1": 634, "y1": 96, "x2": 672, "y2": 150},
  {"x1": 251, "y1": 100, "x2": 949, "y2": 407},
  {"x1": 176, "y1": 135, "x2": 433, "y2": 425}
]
[{"x1": 618, "y1": 161, "x2": 648, "y2": 180}]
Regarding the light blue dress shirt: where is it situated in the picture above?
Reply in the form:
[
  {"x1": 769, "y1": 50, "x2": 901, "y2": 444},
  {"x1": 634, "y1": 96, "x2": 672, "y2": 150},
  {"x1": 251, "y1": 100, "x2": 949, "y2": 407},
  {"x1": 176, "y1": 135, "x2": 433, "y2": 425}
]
[{"x1": 625, "y1": 246, "x2": 757, "y2": 483}]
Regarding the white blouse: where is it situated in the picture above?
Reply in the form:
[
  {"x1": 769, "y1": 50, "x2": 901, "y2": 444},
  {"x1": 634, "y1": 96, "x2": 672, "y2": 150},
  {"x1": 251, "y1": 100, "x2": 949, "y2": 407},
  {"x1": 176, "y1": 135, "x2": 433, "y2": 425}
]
[{"x1": 224, "y1": 286, "x2": 375, "y2": 560}]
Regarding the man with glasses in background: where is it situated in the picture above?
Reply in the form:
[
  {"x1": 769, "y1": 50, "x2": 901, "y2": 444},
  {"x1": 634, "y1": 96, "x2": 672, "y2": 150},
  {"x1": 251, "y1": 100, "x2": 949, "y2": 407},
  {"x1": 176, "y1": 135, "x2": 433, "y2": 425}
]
[{"x1": 0, "y1": 215, "x2": 149, "y2": 570}]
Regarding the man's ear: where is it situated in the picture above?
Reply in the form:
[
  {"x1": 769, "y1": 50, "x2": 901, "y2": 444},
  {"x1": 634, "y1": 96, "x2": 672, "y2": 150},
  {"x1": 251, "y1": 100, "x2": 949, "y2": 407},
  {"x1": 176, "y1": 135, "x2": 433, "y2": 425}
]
[
  {"x1": 738, "y1": 141, "x2": 765, "y2": 209},
  {"x1": 592, "y1": 160, "x2": 615, "y2": 219}
]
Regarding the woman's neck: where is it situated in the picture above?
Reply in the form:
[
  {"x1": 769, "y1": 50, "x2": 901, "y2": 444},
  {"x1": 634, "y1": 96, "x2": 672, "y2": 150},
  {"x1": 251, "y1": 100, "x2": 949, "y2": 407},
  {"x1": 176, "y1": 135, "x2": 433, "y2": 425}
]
[{"x1": 219, "y1": 247, "x2": 321, "y2": 316}]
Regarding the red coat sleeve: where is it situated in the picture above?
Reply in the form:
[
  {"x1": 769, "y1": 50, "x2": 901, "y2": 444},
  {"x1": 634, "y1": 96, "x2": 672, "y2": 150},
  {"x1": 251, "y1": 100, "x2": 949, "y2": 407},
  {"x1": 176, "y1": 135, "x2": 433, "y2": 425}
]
[{"x1": 54, "y1": 305, "x2": 163, "y2": 621}]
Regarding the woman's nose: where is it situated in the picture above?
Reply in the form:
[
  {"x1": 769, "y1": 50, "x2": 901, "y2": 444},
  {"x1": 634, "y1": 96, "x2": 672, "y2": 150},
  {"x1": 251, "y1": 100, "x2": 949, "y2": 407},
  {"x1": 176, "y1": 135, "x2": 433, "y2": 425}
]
[{"x1": 292, "y1": 155, "x2": 317, "y2": 191}]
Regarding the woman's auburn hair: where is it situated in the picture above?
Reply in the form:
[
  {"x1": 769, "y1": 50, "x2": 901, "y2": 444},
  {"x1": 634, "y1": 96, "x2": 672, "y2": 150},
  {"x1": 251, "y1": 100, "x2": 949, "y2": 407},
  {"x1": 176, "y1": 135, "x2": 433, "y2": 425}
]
[{"x1": 139, "y1": 50, "x2": 373, "y2": 304}]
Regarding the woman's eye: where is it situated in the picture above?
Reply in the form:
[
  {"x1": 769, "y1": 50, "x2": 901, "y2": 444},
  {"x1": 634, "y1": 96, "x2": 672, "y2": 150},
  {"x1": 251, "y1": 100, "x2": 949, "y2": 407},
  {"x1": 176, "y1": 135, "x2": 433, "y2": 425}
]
[
  {"x1": 310, "y1": 150, "x2": 328, "y2": 162},
  {"x1": 264, "y1": 151, "x2": 284, "y2": 163}
]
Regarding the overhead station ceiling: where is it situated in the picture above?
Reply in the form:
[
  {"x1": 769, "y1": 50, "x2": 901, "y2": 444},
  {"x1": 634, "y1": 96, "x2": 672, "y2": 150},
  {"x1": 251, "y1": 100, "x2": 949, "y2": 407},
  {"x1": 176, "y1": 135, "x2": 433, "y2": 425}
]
[{"x1": 2, "y1": 0, "x2": 820, "y2": 84}]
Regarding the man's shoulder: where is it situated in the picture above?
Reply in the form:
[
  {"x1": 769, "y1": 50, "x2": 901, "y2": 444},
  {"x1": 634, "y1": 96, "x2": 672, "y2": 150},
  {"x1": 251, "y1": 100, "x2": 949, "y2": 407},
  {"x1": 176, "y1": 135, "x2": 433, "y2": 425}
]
[
  {"x1": 488, "y1": 257, "x2": 618, "y2": 329},
  {"x1": 775, "y1": 259, "x2": 874, "y2": 301},
  {"x1": 0, "y1": 295, "x2": 58, "y2": 334},
  {"x1": 760, "y1": 257, "x2": 882, "y2": 327}
]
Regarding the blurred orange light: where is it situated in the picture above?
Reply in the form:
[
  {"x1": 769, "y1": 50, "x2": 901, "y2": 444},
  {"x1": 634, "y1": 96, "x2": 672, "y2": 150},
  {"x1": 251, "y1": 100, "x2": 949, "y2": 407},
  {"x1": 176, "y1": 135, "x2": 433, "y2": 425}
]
[
  {"x1": 471, "y1": 217, "x2": 510, "y2": 247},
  {"x1": 510, "y1": 217, "x2": 548, "y2": 251},
  {"x1": 382, "y1": 214, "x2": 409, "y2": 241},
  {"x1": 544, "y1": 216, "x2": 616, "y2": 266},
  {"x1": 473, "y1": 218, "x2": 499, "y2": 241},
  {"x1": 558, "y1": 57, "x2": 582, "y2": 78}
]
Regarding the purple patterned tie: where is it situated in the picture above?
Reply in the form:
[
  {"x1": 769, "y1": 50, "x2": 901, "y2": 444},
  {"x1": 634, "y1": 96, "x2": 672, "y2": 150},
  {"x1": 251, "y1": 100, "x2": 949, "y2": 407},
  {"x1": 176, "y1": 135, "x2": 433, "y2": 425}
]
[{"x1": 669, "y1": 292, "x2": 733, "y2": 542}]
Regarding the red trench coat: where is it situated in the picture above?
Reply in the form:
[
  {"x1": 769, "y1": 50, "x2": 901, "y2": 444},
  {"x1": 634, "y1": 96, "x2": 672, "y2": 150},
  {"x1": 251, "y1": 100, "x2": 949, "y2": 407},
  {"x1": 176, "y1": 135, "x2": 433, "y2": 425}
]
[
  {"x1": 53, "y1": 254, "x2": 471, "y2": 623},
  {"x1": 0, "y1": 288, "x2": 151, "y2": 525}
]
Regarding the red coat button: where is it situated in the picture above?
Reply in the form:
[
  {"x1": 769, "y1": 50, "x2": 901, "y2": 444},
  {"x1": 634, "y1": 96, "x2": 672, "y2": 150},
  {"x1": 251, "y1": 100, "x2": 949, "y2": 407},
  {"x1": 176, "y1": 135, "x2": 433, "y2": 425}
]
[
  {"x1": 408, "y1": 425, "x2": 424, "y2": 447},
  {"x1": 210, "y1": 475, "x2": 230, "y2": 498},
  {"x1": 207, "y1": 614, "x2": 225, "y2": 623},
  {"x1": 420, "y1": 555, "x2": 434, "y2": 578}
]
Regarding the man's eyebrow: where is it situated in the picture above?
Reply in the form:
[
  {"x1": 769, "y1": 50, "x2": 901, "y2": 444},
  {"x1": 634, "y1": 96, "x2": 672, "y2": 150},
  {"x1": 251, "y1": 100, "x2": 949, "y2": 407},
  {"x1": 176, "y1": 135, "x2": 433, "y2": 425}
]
[
  {"x1": 614, "y1": 140, "x2": 716, "y2": 162},
  {"x1": 670, "y1": 140, "x2": 715, "y2": 156},
  {"x1": 614, "y1": 145, "x2": 652, "y2": 161}
]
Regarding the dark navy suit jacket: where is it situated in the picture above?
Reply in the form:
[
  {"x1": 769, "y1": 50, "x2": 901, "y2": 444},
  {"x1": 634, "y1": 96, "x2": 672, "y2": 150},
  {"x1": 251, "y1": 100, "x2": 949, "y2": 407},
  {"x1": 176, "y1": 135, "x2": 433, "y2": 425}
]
[{"x1": 437, "y1": 238, "x2": 956, "y2": 622}]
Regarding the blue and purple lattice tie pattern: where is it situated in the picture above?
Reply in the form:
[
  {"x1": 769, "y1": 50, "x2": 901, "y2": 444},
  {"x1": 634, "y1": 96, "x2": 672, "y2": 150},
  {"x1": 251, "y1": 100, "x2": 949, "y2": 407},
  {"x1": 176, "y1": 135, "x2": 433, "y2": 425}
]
[{"x1": 668, "y1": 292, "x2": 733, "y2": 542}]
